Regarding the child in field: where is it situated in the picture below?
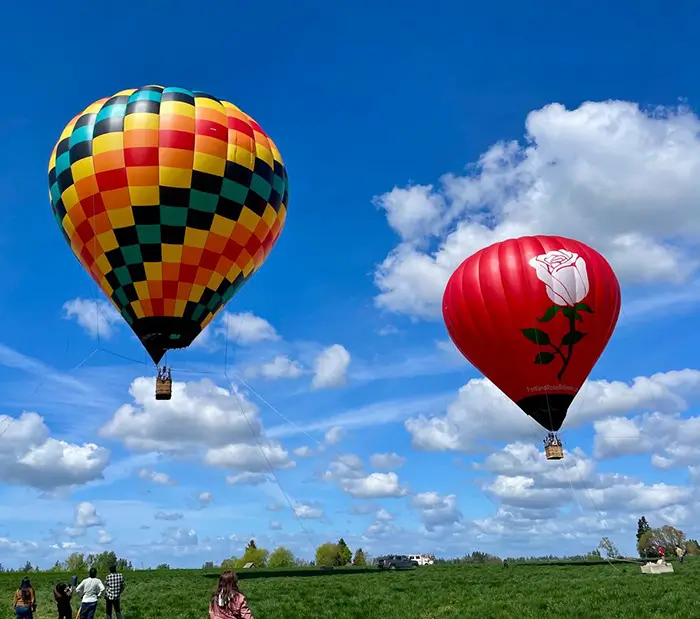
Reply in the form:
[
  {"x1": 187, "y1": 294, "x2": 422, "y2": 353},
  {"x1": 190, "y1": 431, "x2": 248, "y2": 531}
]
[
  {"x1": 209, "y1": 570, "x2": 254, "y2": 619},
  {"x1": 53, "y1": 582, "x2": 73, "y2": 619},
  {"x1": 12, "y1": 577, "x2": 37, "y2": 619}
]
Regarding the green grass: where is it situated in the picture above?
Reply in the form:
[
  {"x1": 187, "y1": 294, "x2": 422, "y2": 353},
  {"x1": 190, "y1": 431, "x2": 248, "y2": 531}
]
[{"x1": 5, "y1": 561, "x2": 700, "y2": 619}]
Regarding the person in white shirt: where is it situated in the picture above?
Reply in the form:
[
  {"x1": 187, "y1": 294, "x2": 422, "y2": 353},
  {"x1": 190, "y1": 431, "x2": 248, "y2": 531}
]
[{"x1": 75, "y1": 568, "x2": 105, "y2": 619}]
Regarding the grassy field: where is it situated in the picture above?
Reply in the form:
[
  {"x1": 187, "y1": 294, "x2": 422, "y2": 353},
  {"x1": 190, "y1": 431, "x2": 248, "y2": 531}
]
[{"x1": 3, "y1": 561, "x2": 700, "y2": 619}]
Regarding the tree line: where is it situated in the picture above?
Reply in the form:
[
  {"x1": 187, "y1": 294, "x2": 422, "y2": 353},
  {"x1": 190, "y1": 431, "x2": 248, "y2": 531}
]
[{"x1": 200, "y1": 538, "x2": 370, "y2": 570}]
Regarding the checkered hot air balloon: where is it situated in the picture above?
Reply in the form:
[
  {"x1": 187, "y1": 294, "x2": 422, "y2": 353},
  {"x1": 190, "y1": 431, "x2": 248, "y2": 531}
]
[{"x1": 48, "y1": 86, "x2": 288, "y2": 398}]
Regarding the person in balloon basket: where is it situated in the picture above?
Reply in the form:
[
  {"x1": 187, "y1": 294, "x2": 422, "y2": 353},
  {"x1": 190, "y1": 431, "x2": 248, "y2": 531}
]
[
  {"x1": 75, "y1": 567, "x2": 105, "y2": 619},
  {"x1": 209, "y1": 570, "x2": 254, "y2": 619}
]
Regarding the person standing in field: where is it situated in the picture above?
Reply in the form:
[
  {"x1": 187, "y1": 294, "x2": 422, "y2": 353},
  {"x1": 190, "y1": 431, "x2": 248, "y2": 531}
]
[
  {"x1": 209, "y1": 570, "x2": 254, "y2": 619},
  {"x1": 53, "y1": 582, "x2": 73, "y2": 619},
  {"x1": 12, "y1": 577, "x2": 36, "y2": 619},
  {"x1": 676, "y1": 545, "x2": 685, "y2": 564},
  {"x1": 75, "y1": 567, "x2": 105, "y2": 619},
  {"x1": 105, "y1": 564, "x2": 126, "y2": 619}
]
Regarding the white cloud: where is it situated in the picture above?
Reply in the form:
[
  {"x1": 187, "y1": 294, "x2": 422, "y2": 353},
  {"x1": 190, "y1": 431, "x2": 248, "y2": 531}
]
[
  {"x1": 324, "y1": 426, "x2": 345, "y2": 445},
  {"x1": 198, "y1": 491, "x2": 214, "y2": 507},
  {"x1": 293, "y1": 503, "x2": 324, "y2": 519},
  {"x1": 225, "y1": 472, "x2": 270, "y2": 486},
  {"x1": 405, "y1": 369, "x2": 700, "y2": 453},
  {"x1": 218, "y1": 312, "x2": 281, "y2": 345},
  {"x1": 137, "y1": 468, "x2": 177, "y2": 486},
  {"x1": 154, "y1": 511, "x2": 184, "y2": 521},
  {"x1": 373, "y1": 101, "x2": 700, "y2": 319},
  {"x1": 75, "y1": 502, "x2": 103, "y2": 528},
  {"x1": 98, "y1": 530, "x2": 114, "y2": 545},
  {"x1": 411, "y1": 492, "x2": 463, "y2": 531},
  {"x1": 269, "y1": 520, "x2": 282, "y2": 530},
  {"x1": 0, "y1": 412, "x2": 109, "y2": 490},
  {"x1": 293, "y1": 446, "x2": 313, "y2": 458},
  {"x1": 101, "y1": 377, "x2": 293, "y2": 473},
  {"x1": 206, "y1": 443, "x2": 294, "y2": 473},
  {"x1": 64, "y1": 501, "x2": 104, "y2": 538},
  {"x1": 244, "y1": 355, "x2": 304, "y2": 380},
  {"x1": 594, "y1": 410, "x2": 700, "y2": 467},
  {"x1": 369, "y1": 453, "x2": 406, "y2": 470},
  {"x1": 312, "y1": 345, "x2": 351, "y2": 390},
  {"x1": 62, "y1": 297, "x2": 122, "y2": 338},
  {"x1": 322, "y1": 454, "x2": 408, "y2": 499}
]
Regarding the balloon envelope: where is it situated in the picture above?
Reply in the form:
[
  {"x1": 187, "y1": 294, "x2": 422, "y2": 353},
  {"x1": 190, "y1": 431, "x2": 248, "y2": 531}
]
[
  {"x1": 442, "y1": 235, "x2": 621, "y2": 432},
  {"x1": 48, "y1": 86, "x2": 288, "y2": 364}
]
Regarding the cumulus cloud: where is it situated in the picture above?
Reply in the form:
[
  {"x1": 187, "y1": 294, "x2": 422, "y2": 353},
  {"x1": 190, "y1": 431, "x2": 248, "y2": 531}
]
[
  {"x1": 471, "y1": 441, "x2": 693, "y2": 546},
  {"x1": 293, "y1": 503, "x2": 324, "y2": 519},
  {"x1": 269, "y1": 520, "x2": 282, "y2": 530},
  {"x1": 244, "y1": 355, "x2": 305, "y2": 380},
  {"x1": 0, "y1": 412, "x2": 109, "y2": 490},
  {"x1": 101, "y1": 377, "x2": 294, "y2": 473},
  {"x1": 324, "y1": 426, "x2": 345, "y2": 445},
  {"x1": 594, "y1": 409, "x2": 700, "y2": 467},
  {"x1": 405, "y1": 369, "x2": 700, "y2": 452},
  {"x1": 62, "y1": 298, "x2": 122, "y2": 338},
  {"x1": 312, "y1": 345, "x2": 351, "y2": 390},
  {"x1": 98, "y1": 530, "x2": 114, "y2": 545},
  {"x1": 373, "y1": 101, "x2": 700, "y2": 319},
  {"x1": 411, "y1": 492, "x2": 463, "y2": 531},
  {"x1": 137, "y1": 468, "x2": 177, "y2": 486},
  {"x1": 63, "y1": 501, "x2": 104, "y2": 538},
  {"x1": 369, "y1": 453, "x2": 406, "y2": 470},
  {"x1": 218, "y1": 312, "x2": 281, "y2": 345},
  {"x1": 322, "y1": 454, "x2": 408, "y2": 499}
]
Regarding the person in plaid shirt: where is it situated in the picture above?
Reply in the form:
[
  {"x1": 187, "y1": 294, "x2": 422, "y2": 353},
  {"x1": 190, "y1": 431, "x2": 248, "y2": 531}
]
[{"x1": 104, "y1": 565, "x2": 125, "y2": 619}]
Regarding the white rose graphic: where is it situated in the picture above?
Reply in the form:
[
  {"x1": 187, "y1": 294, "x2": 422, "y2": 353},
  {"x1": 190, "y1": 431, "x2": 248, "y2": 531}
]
[{"x1": 528, "y1": 249, "x2": 589, "y2": 307}]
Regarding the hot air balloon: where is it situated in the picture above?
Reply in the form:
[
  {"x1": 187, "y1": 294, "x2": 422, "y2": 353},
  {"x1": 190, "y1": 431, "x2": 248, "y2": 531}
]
[
  {"x1": 48, "y1": 86, "x2": 288, "y2": 400},
  {"x1": 442, "y1": 235, "x2": 621, "y2": 460}
]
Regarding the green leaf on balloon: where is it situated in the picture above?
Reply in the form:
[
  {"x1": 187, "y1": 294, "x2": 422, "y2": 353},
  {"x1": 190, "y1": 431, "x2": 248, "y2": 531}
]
[
  {"x1": 561, "y1": 330, "x2": 587, "y2": 346},
  {"x1": 575, "y1": 303, "x2": 594, "y2": 313},
  {"x1": 521, "y1": 328, "x2": 551, "y2": 346},
  {"x1": 561, "y1": 306, "x2": 583, "y2": 321},
  {"x1": 537, "y1": 306, "x2": 560, "y2": 323},
  {"x1": 534, "y1": 352, "x2": 555, "y2": 364}
]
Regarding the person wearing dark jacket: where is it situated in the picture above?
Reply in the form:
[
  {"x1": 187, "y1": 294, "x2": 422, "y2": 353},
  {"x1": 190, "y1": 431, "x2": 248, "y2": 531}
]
[{"x1": 53, "y1": 583, "x2": 73, "y2": 619}]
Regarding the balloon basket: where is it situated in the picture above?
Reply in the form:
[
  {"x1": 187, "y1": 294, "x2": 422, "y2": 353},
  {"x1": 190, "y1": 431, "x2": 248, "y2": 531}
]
[
  {"x1": 155, "y1": 376, "x2": 172, "y2": 400},
  {"x1": 544, "y1": 444, "x2": 564, "y2": 460}
]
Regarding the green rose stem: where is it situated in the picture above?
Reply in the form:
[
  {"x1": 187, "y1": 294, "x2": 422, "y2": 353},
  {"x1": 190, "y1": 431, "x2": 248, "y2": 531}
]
[{"x1": 556, "y1": 310, "x2": 578, "y2": 381}]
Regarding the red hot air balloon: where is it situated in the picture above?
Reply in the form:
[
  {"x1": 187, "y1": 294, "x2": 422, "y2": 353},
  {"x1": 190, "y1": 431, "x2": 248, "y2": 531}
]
[{"x1": 442, "y1": 235, "x2": 621, "y2": 460}]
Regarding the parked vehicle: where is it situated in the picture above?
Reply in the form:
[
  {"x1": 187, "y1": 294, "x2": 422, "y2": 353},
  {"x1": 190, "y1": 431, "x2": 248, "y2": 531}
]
[
  {"x1": 377, "y1": 555, "x2": 415, "y2": 570},
  {"x1": 408, "y1": 554, "x2": 435, "y2": 566}
]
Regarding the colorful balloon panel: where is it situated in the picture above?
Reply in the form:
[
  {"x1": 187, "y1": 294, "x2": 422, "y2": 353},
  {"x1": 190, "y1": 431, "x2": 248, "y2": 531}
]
[
  {"x1": 442, "y1": 235, "x2": 621, "y2": 432},
  {"x1": 48, "y1": 86, "x2": 289, "y2": 364}
]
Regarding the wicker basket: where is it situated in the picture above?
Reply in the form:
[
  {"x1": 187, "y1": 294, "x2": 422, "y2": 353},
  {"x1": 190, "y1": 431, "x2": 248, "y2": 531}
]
[
  {"x1": 544, "y1": 443, "x2": 564, "y2": 460},
  {"x1": 155, "y1": 376, "x2": 172, "y2": 400}
]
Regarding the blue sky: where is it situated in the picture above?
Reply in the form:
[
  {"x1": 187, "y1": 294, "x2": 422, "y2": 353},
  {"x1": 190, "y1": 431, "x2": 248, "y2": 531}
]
[{"x1": 2, "y1": 0, "x2": 700, "y2": 568}]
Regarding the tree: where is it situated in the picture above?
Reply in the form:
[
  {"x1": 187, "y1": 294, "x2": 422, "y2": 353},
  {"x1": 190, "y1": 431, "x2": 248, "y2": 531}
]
[
  {"x1": 21, "y1": 561, "x2": 33, "y2": 573},
  {"x1": 598, "y1": 537, "x2": 620, "y2": 559},
  {"x1": 636, "y1": 516, "x2": 651, "y2": 543},
  {"x1": 156, "y1": 563, "x2": 171, "y2": 570},
  {"x1": 237, "y1": 540, "x2": 268, "y2": 567},
  {"x1": 638, "y1": 525, "x2": 685, "y2": 558},
  {"x1": 66, "y1": 553, "x2": 87, "y2": 573},
  {"x1": 202, "y1": 561, "x2": 215, "y2": 569},
  {"x1": 268, "y1": 546, "x2": 296, "y2": 568},
  {"x1": 685, "y1": 539, "x2": 700, "y2": 556},
  {"x1": 50, "y1": 561, "x2": 63, "y2": 572},
  {"x1": 337, "y1": 538, "x2": 352, "y2": 566},
  {"x1": 315, "y1": 542, "x2": 340, "y2": 567},
  {"x1": 353, "y1": 548, "x2": 367, "y2": 567},
  {"x1": 220, "y1": 557, "x2": 238, "y2": 570}
]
